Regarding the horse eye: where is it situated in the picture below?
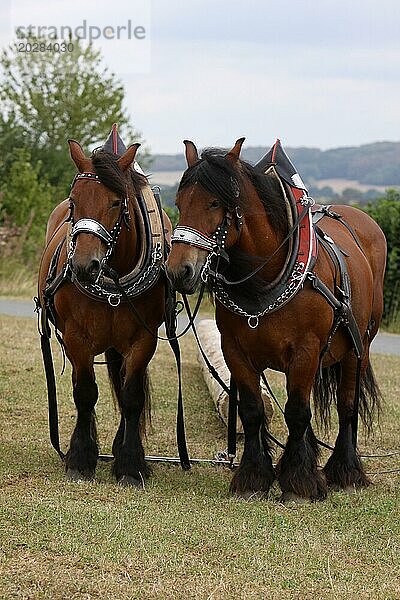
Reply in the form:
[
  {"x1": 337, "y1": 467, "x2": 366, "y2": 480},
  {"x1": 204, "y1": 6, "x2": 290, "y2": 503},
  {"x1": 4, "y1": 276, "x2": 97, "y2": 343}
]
[
  {"x1": 111, "y1": 200, "x2": 121, "y2": 208},
  {"x1": 209, "y1": 199, "x2": 221, "y2": 209}
]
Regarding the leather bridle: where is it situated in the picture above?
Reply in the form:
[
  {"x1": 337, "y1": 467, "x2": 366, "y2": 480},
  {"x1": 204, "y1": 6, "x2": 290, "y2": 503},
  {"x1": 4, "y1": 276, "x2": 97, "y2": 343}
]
[
  {"x1": 67, "y1": 171, "x2": 131, "y2": 283},
  {"x1": 172, "y1": 205, "x2": 243, "y2": 250},
  {"x1": 171, "y1": 205, "x2": 244, "y2": 281}
]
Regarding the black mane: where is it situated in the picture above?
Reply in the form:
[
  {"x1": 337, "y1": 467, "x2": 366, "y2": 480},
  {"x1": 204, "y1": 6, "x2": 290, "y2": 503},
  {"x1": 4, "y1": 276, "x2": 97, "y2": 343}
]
[
  {"x1": 179, "y1": 148, "x2": 287, "y2": 235},
  {"x1": 91, "y1": 150, "x2": 147, "y2": 197}
]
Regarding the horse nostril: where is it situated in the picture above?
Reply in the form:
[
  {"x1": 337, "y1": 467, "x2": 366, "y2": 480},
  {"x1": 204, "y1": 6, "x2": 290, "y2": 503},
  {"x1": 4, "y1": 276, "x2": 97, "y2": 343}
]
[
  {"x1": 88, "y1": 259, "x2": 101, "y2": 278},
  {"x1": 182, "y1": 262, "x2": 195, "y2": 281}
]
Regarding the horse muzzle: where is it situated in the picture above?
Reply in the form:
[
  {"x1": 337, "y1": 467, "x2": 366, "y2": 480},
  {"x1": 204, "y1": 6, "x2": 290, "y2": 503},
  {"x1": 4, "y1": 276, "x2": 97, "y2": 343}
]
[
  {"x1": 70, "y1": 256, "x2": 102, "y2": 284},
  {"x1": 165, "y1": 261, "x2": 201, "y2": 294}
]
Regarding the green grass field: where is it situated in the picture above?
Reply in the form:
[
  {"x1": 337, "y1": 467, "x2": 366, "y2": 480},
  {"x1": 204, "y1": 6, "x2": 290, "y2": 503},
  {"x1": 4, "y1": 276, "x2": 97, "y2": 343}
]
[{"x1": 0, "y1": 314, "x2": 399, "y2": 599}]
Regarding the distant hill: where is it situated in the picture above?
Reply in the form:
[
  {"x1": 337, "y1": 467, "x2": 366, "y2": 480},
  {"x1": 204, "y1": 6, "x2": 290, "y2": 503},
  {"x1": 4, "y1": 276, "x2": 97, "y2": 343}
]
[{"x1": 150, "y1": 141, "x2": 400, "y2": 186}]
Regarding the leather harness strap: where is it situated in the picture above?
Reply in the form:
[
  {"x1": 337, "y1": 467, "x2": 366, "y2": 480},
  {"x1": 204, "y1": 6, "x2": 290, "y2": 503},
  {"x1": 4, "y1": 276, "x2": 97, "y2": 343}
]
[
  {"x1": 312, "y1": 204, "x2": 365, "y2": 255},
  {"x1": 39, "y1": 306, "x2": 65, "y2": 461},
  {"x1": 311, "y1": 209, "x2": 364, "y2": 359}
]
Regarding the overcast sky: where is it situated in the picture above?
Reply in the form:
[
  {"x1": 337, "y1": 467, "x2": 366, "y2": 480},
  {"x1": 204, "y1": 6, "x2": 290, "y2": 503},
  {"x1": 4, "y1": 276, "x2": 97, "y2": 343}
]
[{"x1": 2, "y1": 0, "x2": 400, "y2": 153}]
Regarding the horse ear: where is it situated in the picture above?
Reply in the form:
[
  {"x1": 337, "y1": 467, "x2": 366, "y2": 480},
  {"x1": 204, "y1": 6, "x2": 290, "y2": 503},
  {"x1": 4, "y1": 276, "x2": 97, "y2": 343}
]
[
  {"x1": 68, "y1": 139, "x2": 89, "y2": 172},
  {"x1": 183, "y1": 140, "x2": 199, "y2": 167},
  {"x1": 118, "y1": 143, "x2": 141, "y2": 171},
  {"x1": 226, "y1": 137, "x2": 245, "y2": 161}
]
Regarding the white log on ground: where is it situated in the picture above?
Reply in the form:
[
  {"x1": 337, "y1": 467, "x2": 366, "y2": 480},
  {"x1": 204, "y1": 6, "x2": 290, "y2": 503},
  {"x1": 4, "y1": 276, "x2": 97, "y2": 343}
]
[{"x1": 196, "y1": 319, "x2": 274, "y2": 433}]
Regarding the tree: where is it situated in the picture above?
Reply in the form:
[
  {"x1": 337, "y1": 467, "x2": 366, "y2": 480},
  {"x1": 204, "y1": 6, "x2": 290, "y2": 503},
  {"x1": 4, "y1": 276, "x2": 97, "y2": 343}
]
[
  {"x1": 0, "y1": 36, "x2": 148, "y2": 195},
  {"x1": 0, "y1": 148, "x2": 55, "y2": 258},
  {"x1": 0, "y1": 113, "x2": 28, "y2": 184}
]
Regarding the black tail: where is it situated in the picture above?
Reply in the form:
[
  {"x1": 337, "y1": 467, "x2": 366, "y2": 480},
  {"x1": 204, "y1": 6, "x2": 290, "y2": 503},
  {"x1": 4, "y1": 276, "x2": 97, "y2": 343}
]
[
  {"x1": 359, "y1": 361, "x2": 382, "y2": 434},
  {"x1": 313, "y1": 359, "x2": 382, "y2": 436},
  {"x1": 139, "y1": 369, "x2": 152, "y2": 437},
  {"x1": 312, "y1": 363, "x2": 341, "y2": 434},
  {"x1": 105, "y1": 348, "x2": 151, "y2": 437}
]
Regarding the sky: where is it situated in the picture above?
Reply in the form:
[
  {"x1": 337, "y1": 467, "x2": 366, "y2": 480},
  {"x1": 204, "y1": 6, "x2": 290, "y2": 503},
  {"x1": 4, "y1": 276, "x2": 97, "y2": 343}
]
[{"x1": 1, "y1": 0, "x2": 400, "y2": 154}]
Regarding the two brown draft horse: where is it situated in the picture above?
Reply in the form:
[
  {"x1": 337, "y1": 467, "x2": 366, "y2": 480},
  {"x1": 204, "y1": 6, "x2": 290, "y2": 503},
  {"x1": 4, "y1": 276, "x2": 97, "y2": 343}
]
[
  {"x1": 166, "y1": 138, "x2": 386, "y2": 502},
  {"x1": 38, "y1": 138, "x2": 171, "y2": 487}
]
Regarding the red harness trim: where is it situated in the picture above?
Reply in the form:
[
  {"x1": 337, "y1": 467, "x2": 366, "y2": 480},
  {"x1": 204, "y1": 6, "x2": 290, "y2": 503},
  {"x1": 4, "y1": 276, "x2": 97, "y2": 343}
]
[
  {"x1": 291, "y1": 186, "x2": 317, "y2": 277},
  {"x1": 271, "y1": 138, "x2": 280, "y2": 163}
]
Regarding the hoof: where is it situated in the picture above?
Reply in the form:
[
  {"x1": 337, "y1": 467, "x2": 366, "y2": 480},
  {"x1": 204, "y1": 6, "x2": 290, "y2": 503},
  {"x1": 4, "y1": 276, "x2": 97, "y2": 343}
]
[
  {"x1": 323, "y1": 451, "x2": 371, "y2": 490},
  {"x1": 280, "y1": 492, "x2": 310, "y2": 505},
  {"x1": 329, "y1": 483, "x2": 358, "y2": 494},
  {"x1": 117, "y1": 474, "x2": 144, "y2": 489},
  {"x1": 229, "y1": 458, "x2": 275, "y2": 499},
  {"x1": 66, "y1": 468, "x2": 94, "y2": 482}
]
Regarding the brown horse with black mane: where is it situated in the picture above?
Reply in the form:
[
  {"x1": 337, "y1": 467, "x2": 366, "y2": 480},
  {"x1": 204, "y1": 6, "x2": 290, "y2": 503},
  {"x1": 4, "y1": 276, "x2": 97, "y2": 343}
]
[
  {"x1": 38, "y1": 138, "x2": 171, "y2": 487},
  {"x1": 166, "y1": 138, "x2": 386, "y2": 502}
]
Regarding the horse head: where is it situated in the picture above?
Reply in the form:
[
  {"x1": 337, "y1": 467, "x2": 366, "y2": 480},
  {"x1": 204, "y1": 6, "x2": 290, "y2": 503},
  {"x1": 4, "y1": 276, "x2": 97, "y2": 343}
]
[
  {"x1": 67, "y1": 139, "x2": 142, "y2": 283},
  {"x1": 166, "y1": 138, "x2": 246, "y2": 294}
]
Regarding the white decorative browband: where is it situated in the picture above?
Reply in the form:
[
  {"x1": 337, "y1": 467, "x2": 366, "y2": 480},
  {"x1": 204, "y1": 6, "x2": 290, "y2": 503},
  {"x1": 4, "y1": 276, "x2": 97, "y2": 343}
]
[
  {"x1": 171, "y1": 226, "x2": 217, "y2": 253},
  {"x1": 71, "y1": 218, "x2": 114, "y2": 246}
]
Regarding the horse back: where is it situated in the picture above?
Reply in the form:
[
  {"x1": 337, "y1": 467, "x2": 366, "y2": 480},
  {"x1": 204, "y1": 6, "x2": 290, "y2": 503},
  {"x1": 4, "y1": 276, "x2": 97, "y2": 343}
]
[{"x1": 316, "y1": 204, "x2": 386, "y2": 287}]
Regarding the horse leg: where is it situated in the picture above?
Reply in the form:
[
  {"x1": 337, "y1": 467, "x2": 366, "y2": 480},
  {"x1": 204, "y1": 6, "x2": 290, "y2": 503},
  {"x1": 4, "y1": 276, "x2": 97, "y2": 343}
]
[
  {"x1": 104, "y1": 347, "x2": 125, "y2": 456},
  {"x1": 112, "y1": 340, "x2": 155, "y2": 488},
  {"x1": 65, "y1": 354, "x2": 99, "y2": 481},
  {"x1": 277, "y1": 351, "x2": 327, "y2": 502},
  {"x1": 324, "y1": 351, "x2": 370, "y2": 490},
  {"x1": 113, "y1": 369, "x2": 151, "y2": 488},
  {"x1": 229, "y1": 370, "x2": 275, "y2": 499}
]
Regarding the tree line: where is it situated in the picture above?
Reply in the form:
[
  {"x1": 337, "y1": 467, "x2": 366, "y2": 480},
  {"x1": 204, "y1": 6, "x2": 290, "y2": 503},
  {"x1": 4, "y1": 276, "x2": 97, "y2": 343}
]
[{"x1": 153, "y1": 142, "x2": 400, "y2": 187}]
